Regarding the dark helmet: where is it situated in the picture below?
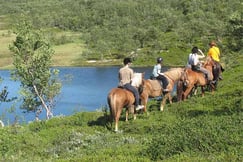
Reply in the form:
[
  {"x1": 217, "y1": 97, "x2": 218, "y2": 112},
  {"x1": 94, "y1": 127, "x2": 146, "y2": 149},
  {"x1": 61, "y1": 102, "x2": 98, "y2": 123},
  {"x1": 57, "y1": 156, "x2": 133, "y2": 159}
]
[
  {"x1": 123, "y1": 57, "x2": 132, "y2": 65},
  {"x1": 157, "y1": 57, "x2": 163, "y2": 63},
  {"x1": 191, "y1": 46, "x2": 198, "y2": 54}
]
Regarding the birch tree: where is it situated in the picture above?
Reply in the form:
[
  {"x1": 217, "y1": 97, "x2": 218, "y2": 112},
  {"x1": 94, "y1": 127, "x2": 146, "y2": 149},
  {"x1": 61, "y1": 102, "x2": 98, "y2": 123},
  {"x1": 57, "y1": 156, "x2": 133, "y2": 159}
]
[{"x1": 9, "y1": 20, "x2": 61, "y2": 121}]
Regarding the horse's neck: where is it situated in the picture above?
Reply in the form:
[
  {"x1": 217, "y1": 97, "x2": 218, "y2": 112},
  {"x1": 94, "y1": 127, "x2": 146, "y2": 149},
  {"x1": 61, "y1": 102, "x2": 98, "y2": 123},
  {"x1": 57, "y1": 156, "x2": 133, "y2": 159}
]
[
  {"x1": 165, "y1": 68, "x2": 184, "y2": 81},
  {"x1": 181, "y1": 68, "x2": 189, "y2": 81},
  {"x1": 204, "y1": 61, "x2": 213, "y2": 71}
]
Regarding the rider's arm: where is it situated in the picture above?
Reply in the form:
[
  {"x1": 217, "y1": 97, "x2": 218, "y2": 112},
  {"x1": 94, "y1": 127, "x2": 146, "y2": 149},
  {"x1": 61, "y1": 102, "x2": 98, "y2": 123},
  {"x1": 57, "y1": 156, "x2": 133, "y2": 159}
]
[
  {"x1": 158, "y1": 69, "x2": 164, "y2": 75},
  {"x1": 198, "y1": 49, "x2": 205, "y2": 59}
]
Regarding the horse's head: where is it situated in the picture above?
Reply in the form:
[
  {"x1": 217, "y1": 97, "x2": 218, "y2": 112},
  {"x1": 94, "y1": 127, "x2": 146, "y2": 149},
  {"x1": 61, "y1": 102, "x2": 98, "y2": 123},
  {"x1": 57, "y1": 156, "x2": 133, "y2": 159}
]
[
  {"x1": 180, "y1": 68, "x2": 189, "y2": 86},
  {"x1": 203, "y1": 56, "x2": 215, "y2": 69}
]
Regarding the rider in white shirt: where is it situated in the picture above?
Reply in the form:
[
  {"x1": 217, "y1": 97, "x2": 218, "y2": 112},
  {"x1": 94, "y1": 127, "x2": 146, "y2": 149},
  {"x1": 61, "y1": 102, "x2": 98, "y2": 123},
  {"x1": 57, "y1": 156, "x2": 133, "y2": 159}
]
[{"x1": 187, "y1": 47, "x2": 211, "y2": 81}]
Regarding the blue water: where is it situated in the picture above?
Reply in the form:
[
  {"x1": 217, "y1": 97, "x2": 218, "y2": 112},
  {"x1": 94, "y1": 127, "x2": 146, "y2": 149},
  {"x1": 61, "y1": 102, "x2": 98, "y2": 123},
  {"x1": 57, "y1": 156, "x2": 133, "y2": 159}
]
[{"x1": 0, "y1": 66, "x2": 154, "y2": 123}]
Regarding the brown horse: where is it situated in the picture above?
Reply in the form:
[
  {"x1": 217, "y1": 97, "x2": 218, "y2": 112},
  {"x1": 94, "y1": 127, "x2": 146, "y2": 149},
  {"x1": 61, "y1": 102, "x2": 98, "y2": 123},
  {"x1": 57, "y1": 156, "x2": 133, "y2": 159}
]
[
  {"x1": 107, "y1": 73, "x2": 144, "y2": 132},
  {"x1": 140, "y1": 68, "x2": 184, "y2": 111},
  {"x1": 178, "y1": 56, "x2": 216, "y2": 100}
]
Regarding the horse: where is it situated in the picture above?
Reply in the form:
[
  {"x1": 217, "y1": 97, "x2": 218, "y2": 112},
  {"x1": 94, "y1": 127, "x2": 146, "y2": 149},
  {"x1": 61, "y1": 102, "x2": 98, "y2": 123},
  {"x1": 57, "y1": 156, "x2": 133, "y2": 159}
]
[
  {"x1": 107, "y1": 73, "x2": 144, "y2": 132},
  {"x1": 140, "y1": 67, "x2": 184, "y2": 112},
  {"x1": 178, "y1": 56, "x2": 216, "y2": 100}
]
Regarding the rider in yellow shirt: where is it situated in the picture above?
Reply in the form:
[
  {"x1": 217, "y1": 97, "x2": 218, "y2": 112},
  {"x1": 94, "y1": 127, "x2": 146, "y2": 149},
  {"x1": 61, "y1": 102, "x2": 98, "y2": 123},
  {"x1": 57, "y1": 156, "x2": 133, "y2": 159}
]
[
  {"x1": 207, "y1": 41, "x2": 223, "y2": 82},
  {"x1": 208, "y1": 41, "x2": 220, "y2": 62}
]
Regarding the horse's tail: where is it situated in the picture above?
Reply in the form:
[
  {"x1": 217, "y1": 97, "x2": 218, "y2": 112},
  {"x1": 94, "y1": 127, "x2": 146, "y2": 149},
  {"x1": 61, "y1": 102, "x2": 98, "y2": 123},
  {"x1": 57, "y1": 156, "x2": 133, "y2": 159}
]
[{"x1": 107, "y1": 90, "x2": 117, "y2": 122}]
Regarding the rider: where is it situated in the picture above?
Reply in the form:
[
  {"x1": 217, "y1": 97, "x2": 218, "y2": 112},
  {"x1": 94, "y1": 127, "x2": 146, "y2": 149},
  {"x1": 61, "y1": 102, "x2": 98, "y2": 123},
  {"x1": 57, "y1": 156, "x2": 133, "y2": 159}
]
[
  {"x1": 118, "y1": 57, "x2": 144, "y2": 111},
  {"x1": 187, "y1": 46, "x2": 211, "y2": 82},
  {"x1": 207, "y1": 41, "x2": 223, "y2": 80},
  {"x1": 152, "y1": 57, "x2": 169, "y2": 92}
]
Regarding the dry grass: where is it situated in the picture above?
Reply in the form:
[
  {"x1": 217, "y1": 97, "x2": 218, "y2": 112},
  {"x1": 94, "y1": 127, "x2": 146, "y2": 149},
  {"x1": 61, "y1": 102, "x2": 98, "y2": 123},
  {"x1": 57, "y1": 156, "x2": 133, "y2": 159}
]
[
  {"x1": 52, "y1": 43, "x2": 85, "y2": 66},
  {"x1": 0, "y1": 30, "x2": 87, "y2": 69},
  {"x1": 0, "y1": 30, "x2": 15, "y2": 69}
]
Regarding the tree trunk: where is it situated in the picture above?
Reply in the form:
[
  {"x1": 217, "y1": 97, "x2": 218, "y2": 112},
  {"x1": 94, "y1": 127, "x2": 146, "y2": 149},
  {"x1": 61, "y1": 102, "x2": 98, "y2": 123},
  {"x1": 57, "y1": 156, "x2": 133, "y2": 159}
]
[{"x1": 33, "y1": 84, "x2": 53, "y2": 120}]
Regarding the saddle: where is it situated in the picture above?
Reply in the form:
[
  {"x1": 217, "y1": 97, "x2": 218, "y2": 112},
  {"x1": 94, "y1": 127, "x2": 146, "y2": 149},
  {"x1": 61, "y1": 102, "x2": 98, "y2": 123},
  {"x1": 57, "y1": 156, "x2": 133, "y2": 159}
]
[
  {"x1": 191, "y1": 67, "x2": 209, "y2": 81},
  {"x1": 117, "y1": 85, "x2": 143, "y2": 94},
  {"x1": 150, "y1": 76, "x2": 163, "y2": 85},
  {"x1": 148, "y1": 79, "x2": 162, "y2": 91}
]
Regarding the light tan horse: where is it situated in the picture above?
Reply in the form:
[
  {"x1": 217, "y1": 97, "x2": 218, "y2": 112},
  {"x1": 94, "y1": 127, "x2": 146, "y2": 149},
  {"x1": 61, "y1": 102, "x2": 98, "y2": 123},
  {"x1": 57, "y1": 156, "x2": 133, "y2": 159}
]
[
  {"x1": 178, "y1": 56, "x2": 216, "y2": 100},
  {"x1": 140, "y1": 68, "x2": 184, "y2": 111},
  {"x1": 107, "y1": 73, "x2": 144, "y2": 132}
]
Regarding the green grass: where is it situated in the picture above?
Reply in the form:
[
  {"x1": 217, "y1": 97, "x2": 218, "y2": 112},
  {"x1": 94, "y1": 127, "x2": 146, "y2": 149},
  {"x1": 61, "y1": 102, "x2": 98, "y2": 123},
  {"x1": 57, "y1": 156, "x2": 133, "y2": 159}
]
[{"x1": 0, "y1": 54, "x2": 242, "y2": 161}]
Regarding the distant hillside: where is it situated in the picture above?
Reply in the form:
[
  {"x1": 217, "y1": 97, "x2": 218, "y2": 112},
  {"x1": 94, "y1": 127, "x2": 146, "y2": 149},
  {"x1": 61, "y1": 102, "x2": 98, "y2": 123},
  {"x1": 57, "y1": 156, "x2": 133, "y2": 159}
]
[{"x1": 0, "y1": 0, "x2": 242, "y2": 68}]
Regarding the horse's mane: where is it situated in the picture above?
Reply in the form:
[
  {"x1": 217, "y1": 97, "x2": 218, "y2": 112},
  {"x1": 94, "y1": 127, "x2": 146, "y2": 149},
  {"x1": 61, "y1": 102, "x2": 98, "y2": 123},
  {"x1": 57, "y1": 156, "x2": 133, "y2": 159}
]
[
  {"x1": 164, "y1": 68, "x2": 184, "y2": 81},
  {"x1": 203, "y1": 56, "x2": 215, "y2": 67}
]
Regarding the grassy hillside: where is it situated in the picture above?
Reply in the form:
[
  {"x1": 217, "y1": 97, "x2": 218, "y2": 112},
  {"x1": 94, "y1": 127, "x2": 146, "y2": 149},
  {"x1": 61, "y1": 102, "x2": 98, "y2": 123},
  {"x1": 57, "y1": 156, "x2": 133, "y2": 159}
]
[{"x1": 0, "y1": 54, "x2": 242, "y2": 161}]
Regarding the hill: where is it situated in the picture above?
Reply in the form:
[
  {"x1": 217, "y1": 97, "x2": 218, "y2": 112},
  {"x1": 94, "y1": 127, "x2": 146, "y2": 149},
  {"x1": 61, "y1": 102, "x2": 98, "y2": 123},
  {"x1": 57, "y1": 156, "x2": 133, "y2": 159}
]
[{"x1": 0, "y1": 53, "x2": 242, "y2": 161}]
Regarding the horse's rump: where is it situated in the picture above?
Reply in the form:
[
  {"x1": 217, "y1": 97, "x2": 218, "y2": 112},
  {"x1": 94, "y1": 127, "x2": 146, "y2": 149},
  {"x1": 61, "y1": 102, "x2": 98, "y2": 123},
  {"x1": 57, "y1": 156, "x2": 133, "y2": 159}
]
[
  {"x1": 107, "y1": 87, "x2": 136, "y2": 131},
  {"x1": 108, "y1": 88, "x2": 135, "y2": 109}
]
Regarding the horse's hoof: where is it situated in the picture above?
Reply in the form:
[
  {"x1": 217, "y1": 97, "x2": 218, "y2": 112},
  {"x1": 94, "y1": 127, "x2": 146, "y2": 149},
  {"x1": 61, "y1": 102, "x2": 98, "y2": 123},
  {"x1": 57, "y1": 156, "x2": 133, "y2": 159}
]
[{"x1": 114, "y1": 130, "x2": 123, "y2": 133}]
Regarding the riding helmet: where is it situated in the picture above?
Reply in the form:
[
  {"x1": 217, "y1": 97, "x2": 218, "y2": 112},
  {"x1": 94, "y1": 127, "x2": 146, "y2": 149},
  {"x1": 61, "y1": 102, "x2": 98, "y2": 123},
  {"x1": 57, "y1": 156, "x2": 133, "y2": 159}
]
[
  {"x1": 157, "y1": 57, "x2": 163, "y2": 63},
  {"x1": 123, "y1": 57, "x2": 132, "y2": 65}
]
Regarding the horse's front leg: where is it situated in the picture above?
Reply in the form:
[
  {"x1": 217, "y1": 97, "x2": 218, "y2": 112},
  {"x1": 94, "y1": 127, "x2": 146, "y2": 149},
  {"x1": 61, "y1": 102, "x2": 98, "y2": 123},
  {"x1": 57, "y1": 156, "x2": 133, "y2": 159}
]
[
  {"x1": 168, "y1": 93, "x2": 172, "y2": 104},
  {"x1": 183, "y1": 84, "x2": 194, "y2": 100},
  {"x1": 176, "y1": 80, "x2": 184, "y2": 102},
  {"x1": 160, "y1": 92, "x2": 168, "y2": 111},
  {"x1": 132, "y1": 105, "x2": 137, "y2": 120},
  {"x1": 201, "y1": 86, "x2": 205, "y2": 97},
  {"x1": 127, "y1": 105, "x2": 136, "y2": 121},
  {"x1": 209, "y1": 83, "x2": 215, "y2": 95},
  {"x1": 125, "y1": 108, "x2": 129, "y2": 122},
  {"x1": 140, "y1": 93, "x2": 149, "y2": 112}
]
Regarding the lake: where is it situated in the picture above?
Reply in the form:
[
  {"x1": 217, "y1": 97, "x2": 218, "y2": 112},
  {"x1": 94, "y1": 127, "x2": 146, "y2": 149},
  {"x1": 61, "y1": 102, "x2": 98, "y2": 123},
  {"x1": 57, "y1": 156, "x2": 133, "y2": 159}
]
[{"x1": 0, "y1": 66, "x2": 157, "y2": 123}]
